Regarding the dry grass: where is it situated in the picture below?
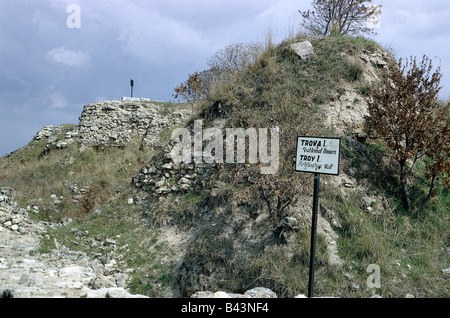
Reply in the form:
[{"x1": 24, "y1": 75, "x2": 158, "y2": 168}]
[
  {"x1": 0, "y1": 133, "x2": 156, "y2": 222},
  {"x1": 1, "y1": 35, "x2": 448, "y2": 298}
]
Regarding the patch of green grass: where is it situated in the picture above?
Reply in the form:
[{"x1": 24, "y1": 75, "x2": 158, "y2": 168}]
[
  {"x1": 346, "y1": 64, "x2": 363, "y2": 82},
  {"x1": 318, "y1": 174, "x2": 449, "y2": 298}
]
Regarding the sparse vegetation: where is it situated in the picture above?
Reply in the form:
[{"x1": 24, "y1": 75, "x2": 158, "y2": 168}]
[
  {"x1": 168, "y1": 34, "x2": 448, "y2": 297},
  {"x1": 1, "y1": 35, "x2": 448, "y2": 298}
]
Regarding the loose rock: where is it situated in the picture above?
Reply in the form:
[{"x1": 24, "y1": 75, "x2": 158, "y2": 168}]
[
  {"x1": 291, "y1": 41, "x2": 314, "y2": 60},
  {"x1": 0, "y1": 187, "x2": 147, "y2": 298}
]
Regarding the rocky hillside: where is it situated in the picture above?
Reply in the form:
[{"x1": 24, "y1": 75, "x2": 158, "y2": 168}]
[
  {"x1": 1, "y1": 35, "x2": 448, "y2": 298},
  {"x1": 0, "y1": 187, "x2": 149, "y2": 298}
]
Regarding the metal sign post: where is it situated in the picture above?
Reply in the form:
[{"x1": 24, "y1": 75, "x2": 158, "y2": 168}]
[
  {"x1": 308, "y1": 172, "x2": 320, "y2": 298},
  {"x1": 130, "y1": 79, "x2": 134, "y2": 98},
  {"x1": 295, "y1": 136, "x2": 340, "y2": 298}
]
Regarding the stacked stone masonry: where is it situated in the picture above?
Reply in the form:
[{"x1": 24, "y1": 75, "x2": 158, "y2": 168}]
[
  {"x1": 132, "y1": 137, "x2": 222, "y2": 198},
  {"x1": 78, "y1": 100, "x2": 190, "y2": 149}
]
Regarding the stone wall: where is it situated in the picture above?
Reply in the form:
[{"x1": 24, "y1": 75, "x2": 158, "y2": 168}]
[
  {"x1": 132, "y1": 137, "x2": 222, "y2": 199},
  {"x1": 32, "y1": 100, "x2": 191, "y2": 153},
  {"x1": 33, "y1": 124, "x2": 79, "y2": 153},
  {"x1": 78, "y1": 100, "x2": 190, "y2": 149}
]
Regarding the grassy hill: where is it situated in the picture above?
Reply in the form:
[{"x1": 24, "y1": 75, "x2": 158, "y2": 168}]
[{"x1": 1, "y1": 35, "x2": 448, "y2": 298}]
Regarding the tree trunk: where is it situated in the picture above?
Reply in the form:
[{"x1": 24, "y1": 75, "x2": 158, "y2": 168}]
[
  {"x1": 400, "y1": 162, "x2": 412, "y2": 211},
  {"x1": 422, "y1": 174, "x2": 437, "y2": 208}
]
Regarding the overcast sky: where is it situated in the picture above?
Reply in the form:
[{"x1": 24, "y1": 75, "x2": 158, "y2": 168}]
[{"x1": 1, "y1": 0, "x2": 449, "y2": 156}]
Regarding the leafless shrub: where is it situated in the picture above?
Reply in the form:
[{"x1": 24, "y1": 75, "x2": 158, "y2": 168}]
[
  {"x1": 174, "y1": 42, "x2": 264, "y2": 104},
  {"x1": 207, "y1": 42, "x2": 264, "y2": 75}
]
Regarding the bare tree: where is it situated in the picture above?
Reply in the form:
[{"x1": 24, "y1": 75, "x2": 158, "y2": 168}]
[
  {"x1": 207, "y1": 42, "x2": 264, "y2": 75},
  {"x1": 174, "y1": 42, "x2": 264, "y2": 104},
  {"x1": 299, "y1": 0, "x2": 382, "y2": 36},
  {"x1": 366, "y1": 55, "x2": 449, "y2": 211}
]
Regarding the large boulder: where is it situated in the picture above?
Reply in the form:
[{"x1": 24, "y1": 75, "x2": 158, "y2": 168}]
[{"x1": 290, "y1": 41, "x2": 314, "y2": 60}]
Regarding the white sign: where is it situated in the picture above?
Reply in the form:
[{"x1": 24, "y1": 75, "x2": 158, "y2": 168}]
[{"x1": 295, "y1": 137, "x2": 340, "y2": 175}]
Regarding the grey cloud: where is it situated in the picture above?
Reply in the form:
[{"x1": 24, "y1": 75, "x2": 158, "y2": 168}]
[{"x1": 0, "y1": 0, "x2": 449, "y2": 157}]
